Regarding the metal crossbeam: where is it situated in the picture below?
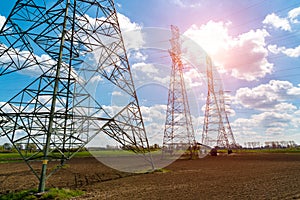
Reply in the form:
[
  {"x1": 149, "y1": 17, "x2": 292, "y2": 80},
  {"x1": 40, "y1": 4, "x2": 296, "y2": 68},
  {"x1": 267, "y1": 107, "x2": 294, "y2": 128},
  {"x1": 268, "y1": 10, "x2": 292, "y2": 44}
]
[{"x1": 0, "y1": 0, "x2": 152, "y2": 192}]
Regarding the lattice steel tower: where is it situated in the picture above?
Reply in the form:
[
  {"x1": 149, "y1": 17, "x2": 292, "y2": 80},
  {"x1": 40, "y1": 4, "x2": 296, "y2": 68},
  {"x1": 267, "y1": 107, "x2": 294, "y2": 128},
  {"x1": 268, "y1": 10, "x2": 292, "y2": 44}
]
[
  {"x1": 202, "y1": 56, "x2": 237, "y2": 149},
  {"x1": 0, "y1": 0, "x2": 152, "y2": 192},
  {"x1": 162, "y1": 25, "x2": 195, "y2": 154}
]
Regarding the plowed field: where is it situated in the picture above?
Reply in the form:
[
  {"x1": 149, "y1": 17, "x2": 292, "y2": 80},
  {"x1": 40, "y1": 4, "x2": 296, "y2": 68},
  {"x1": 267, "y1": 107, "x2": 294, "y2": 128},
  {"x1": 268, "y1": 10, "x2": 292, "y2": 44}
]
[{"x1": 1, "y1": 153, "x2": 300, "y2": 200}]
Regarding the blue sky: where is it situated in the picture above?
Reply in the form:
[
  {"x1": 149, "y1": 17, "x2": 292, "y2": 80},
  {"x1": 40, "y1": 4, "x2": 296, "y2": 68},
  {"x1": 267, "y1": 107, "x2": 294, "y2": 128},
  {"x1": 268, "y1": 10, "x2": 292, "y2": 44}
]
[{"x1": 1, "y1": 0, "x2": 300, "y2": 147}]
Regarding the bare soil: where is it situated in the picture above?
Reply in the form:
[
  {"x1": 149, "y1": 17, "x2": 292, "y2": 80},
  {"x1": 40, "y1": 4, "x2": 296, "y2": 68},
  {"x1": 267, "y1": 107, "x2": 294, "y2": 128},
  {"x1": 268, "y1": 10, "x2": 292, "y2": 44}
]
[{"x1": 1, "y1": 153, "x2": 300, "y2": 200}]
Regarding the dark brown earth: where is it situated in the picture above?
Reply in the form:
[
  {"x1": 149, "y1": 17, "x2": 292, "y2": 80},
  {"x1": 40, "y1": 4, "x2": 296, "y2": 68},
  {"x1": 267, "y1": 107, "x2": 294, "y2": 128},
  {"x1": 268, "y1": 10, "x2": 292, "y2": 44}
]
[{"x1": 1, "y1": 153, "x2": 300, "y2": 200}]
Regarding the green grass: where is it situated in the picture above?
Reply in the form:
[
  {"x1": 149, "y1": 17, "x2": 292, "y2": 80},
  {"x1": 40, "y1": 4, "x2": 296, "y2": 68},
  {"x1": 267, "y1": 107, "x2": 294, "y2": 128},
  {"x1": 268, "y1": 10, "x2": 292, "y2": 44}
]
[
  {"x1": 152, "y1": 168, "x2": 171, "y2": 173},
  {"x1": 1, "y1": 148, "x2": 299, "y2": 163},
  {"x1": 89, "y1": 149, "x2": 146, "y2": 157},
  {"x1": 235, "y1": 148, "x2": 300, "y2": 153},
  {"x1": 0, "y1": 149, "x2": 151, "y2": 162},
  {"x1": 0, "y1": 188, "x2": 84, "y2": 200},
  {"x1": 0, "y1": 151, "x2": 93, "y2": 163},
  {"x1": 0, "y1": 152, "x2": 24, "y2": 163},
  {"x1": 214, "y1": 148, "x2": 300, "y2": 154}
]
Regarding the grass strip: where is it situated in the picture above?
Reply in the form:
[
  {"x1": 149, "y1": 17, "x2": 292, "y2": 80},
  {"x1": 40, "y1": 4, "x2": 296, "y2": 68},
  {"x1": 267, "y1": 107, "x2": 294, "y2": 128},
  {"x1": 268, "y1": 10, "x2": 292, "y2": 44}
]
[{"x1": 0, "y1": 188, "x2": 84, "y2": 200}]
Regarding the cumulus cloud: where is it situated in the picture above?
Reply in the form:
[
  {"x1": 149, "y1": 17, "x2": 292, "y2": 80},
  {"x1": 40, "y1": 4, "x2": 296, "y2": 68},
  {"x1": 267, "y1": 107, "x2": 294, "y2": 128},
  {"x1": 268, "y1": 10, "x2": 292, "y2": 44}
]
[
  {"x1": 92, "y1": 104, "x2": 168, "y2": 145},
  {"x1": 263, "y1": 7, "x2": 300, "y2": 31},
  {"x1": 231, "y1": 79, "x2": 300, "y2": 145},
  {"x1": 117, "y1": 13, "x2": 144, "y2": 50},
  {"x1": 235, "y1": 80, "x2": 300, "y2": 111},
  {"x1": 0, "y1": 43, "x2": 56, "y2": 76},
  {"x1": 262, "y1": 7, "x2": 300, "y2": 58},
  {"x1": 129, "y1": 51, "x2": 148, "y2": 62},
  {"x1": 288, "y1": 7, "x2": 300, "y2": 23},
  {"x1": 131, "y1": 62, "x2": 167, "y2": 87},
  {"x1": 0, "y1": 15, "x2": 5, "y2": 29},
  {"x1": 112, "y1": 91, "x2": 123, "y2": 96},
  {"x1": 231, "y1": 109, "x2": 299, "y2": 142},
  {"x1": 262, "y1": 13, "x2": 291, "y2": 31},
  {"x1": 281, "y1": 45, "x2": 300, "y2": 57},
  {"x1": 141, "y1": 105, "x2": 166, "y2": 124},
  {"x1": 183, "y1": 68, "x2": 204, "y2": 89},
  {"x1": 171, "y1": 0, "x2": 202, "y2": 8},
  {"x1": 184, "y1": 21, "x2": 273, "y2": 81},
  {"x1": 131, "y1": 62, "x2": 203, "y2": 94},
  {"x1": 265, "y1": 127, "x2": 285, "y2": 136},
  {"x1": 132, "y1": 62, "x2": 159, "y2": 75},
  {"x1": 268, "y1": 44, "x2": 300, "y2": 58},
  {"x1": 116, "y1": 3, "x2": 122, "y2": 8},
  {"x1": 267, "y1": 44, "x2": 284, "y2": 54},
  {"x1": 141, "y1": 104, "x2": 203, "y2": 145}
]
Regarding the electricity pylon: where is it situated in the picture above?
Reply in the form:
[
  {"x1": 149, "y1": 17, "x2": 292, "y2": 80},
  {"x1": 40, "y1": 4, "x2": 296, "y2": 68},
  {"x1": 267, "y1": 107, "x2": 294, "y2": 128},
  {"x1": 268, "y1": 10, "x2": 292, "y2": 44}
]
[
  {"x1": 162, "y1": 25, "x2": 195, "y2": 155},
  {"x1": 0, "y1": 0, "x2": 152, "y2": 192},
  {"x1": 202, "y1": 56, "x2": 237, "y2": 149}
]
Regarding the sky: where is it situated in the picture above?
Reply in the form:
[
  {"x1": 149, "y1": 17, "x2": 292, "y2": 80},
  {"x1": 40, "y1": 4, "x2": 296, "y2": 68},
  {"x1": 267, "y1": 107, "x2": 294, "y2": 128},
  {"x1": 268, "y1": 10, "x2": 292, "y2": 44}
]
[{"x1": 0, "y1": 0, "x2": 300, "y2": 148}]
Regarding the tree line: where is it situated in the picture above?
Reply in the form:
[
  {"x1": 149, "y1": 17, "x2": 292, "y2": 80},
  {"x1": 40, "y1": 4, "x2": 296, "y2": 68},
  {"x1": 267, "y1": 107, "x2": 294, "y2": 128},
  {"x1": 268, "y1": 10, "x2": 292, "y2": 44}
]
[
  {"x1": 0, "y1": 143, "x2": 87, "y2": 153},
  {"x1": 243, "y1": 141, "x2": 298, "y2": 149},
  {"x1": 0, "y1": 142, "x2": 37, "y2": 153}
]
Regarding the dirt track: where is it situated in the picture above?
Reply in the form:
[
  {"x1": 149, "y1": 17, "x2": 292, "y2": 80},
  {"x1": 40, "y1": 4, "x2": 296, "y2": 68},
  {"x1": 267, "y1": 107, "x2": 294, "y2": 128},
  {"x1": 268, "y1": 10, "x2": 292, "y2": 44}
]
[{"x1": 1, "y1": 153, "x2": 300, "y2": 199}]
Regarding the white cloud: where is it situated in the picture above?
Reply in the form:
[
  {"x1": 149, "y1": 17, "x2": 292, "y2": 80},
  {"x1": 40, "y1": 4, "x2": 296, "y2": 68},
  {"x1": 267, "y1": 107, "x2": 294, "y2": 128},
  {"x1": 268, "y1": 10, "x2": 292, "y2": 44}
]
[
  {"x1": 0, "y1": 15, "x2": 5, "y2": 29},
  {"x1": 116, "y1": 3, "x2": 122, "y2": 8},
  {"x1": 112, "y1": 91, "x2": 123, "y2": 96},
  {"x1": 232, "y1": 80, "x2": 300, "y2": 143},
  {"x1": 171, "y1": 0, "x2": 202, "y2": 8},
  {"x1": 117, "y1": 13, "x2": 141, "y2": 32},
  {"x1": 264, "y1": 7, "x2": 300, "y2": 58},
  {"x1": 265, "y1": 127, "x2": 285, "y2": 136},
  {"x1": 132, "y1": 62, "x2": 159, "y2": 75},
  {"x1": 263, "y1": 13, "x2": 291, "y2": 31},
  {"x1": 0, "y1": 43, "x2": 56, "y2": 76},
  {"x1": 231, "y1": 109, "x2": 300, "y2": 144},
  {"x1": 274, "y1": 103, "x2": 297, "y2": 113},
  {"x1": 141, "y1": 105, "x2": 166, "y2": 124},
  {"x1": 287, "y1": 85, "x2": 300, "y2": 95},
  {"x1": 281, "y1": 45, "x2": 300, "y2": 58},
  {"x1": 117, "y1": 13, "x2": 144, "y2": 50},
  {"x1": 91, "y1": 104, "x2": 168, "y2": 145},
  {"x1": 129, "y1": 51, "x2": 148, "y2": 61},
  {"x1": 267, "y1": 44, "x2": 284, "y2": 54},
  {"x1": 184, "y1": 21, "x2": 231, "y2": 56},
  {"x1": 183, "y1": 68, "x2": 204, "y2": 89},
  {"x1": 288, "y1": 7, "x2": 300, "y2": 23},
  {"x1": 130, "y1": 62, "x2": 174, "y2": 90},
  {"x1": 263, "y1": 7, "x2": 300, "y2": 32},
  {"x1": 131, "y1": 62, "x2": 167, "y2": 87},
  {"x1": 235, "y1": 80, "x2": 300, "y2": 111},
  {"x1": 254, "y1": 111, "x2": 293, "y2": 126},
  {"x1": 78, "y1": 12, "x2": 143, "y2": 51},
  {"x1": 153, "y1": 75, "x2": 170, "y2": 86},
  {"x1": 184, "y1": 21, "x2": 273, "y2": 81},
  {"x1": 268, "y1": 44, "x2": 300, "y2": 58}
]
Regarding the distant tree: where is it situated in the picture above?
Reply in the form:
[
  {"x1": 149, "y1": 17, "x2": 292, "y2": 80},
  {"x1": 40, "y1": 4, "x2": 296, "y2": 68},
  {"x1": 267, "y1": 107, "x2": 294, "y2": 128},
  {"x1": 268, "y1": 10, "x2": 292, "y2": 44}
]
[
  {"x1": 247, "y1": 142, "x2": 252, "y2": 149},
  {"x1": 265, "y1": 141, "x2": 271, "y2": 148},
  {"x1": 26, "y1": 143, "x2": 37, "y2": 153},
  {"x1": 3, "y1": 143, "x2": 12, "y2": 151},
  {"x1": 149, "y1": 144, "x2": 160, "y2": 151},
  {"x1": 15, "y1": 143, "x2": 23, "y2": 151}
]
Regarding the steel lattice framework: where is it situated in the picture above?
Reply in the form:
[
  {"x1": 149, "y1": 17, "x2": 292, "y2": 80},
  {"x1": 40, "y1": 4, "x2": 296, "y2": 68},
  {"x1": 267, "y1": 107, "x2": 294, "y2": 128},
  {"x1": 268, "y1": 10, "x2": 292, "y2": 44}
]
[
  {"x1": 0, "y1": 0, "x2": 152, "y2": 192},
  {"x1": 162, "y1": 25, "x2": 195, "y2": 154},
  {"x1": 202, "y1": 56, "x2": 237, "y2": 149}
]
